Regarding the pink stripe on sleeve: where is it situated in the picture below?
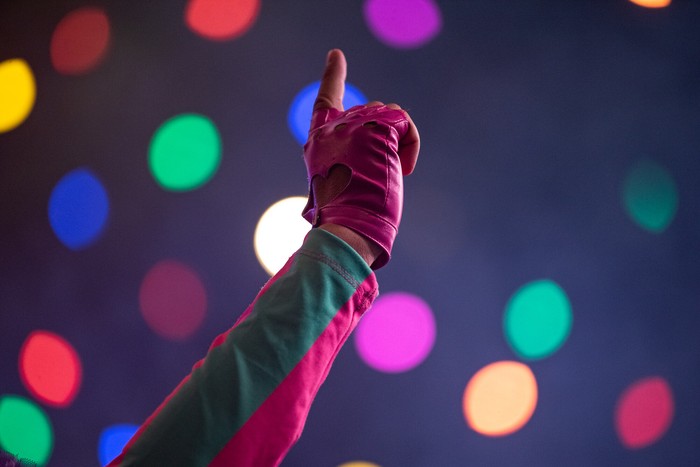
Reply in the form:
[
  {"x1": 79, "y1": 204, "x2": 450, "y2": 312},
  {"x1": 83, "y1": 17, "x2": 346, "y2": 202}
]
[{"x1": 209, "y1": 274, "x2": 378, "y2": 467}]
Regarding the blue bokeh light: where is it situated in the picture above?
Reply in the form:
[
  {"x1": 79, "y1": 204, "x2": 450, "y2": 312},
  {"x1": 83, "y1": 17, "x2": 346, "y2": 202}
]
[
  {"x1": 48, "y1": 167, "x2": 109, "y2": 250},
  {"x1": 287, "y1": 80, "x2": 368, "y2": 145},
  {"x1": 98, "y1": 424, "x2": 138, "y2": 466}
]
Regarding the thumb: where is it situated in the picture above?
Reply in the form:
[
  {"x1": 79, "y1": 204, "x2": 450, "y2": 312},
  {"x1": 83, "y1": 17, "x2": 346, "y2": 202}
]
[{"x1": 310, "y1": 49, "x2": 346, "y2": 130}]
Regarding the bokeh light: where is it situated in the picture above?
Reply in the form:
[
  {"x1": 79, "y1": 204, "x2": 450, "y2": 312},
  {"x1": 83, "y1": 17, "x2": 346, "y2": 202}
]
[
  {"x1": 0, "y1": 58, "x2": 36, "y2": 133},
  {"x1": 338, "y1": 463, "x2": 381, "y2": 467},
  {"x1": 139, "y1": 260, "x2": 208, "y2": 341},
  {"x1": 288, "y1": 81, "x2": 368, "y2": 145},
  {"x1": 463, "y1": 361, "x2": 538, "y2": 437},
  {"x1": 98, "y1": 424, "x2": 138, "y2": 466},
  {"x1": 185, "y1": 0, "x2": 260, "y2": 40},
  {"x1": 355, "y1": 292, "x2": 435, "y2": 373},
  {"x1": 629, "y1": 0, "x2": 671, "y2": 7},
  {"x1": 622, "y1": 159, "x2": 678, "y2": 233},
  {"x1": 0, "y1": 395, "x2": 53, "y2": 466},
  {"x1": 149, "y1": 113, "x2": 222, "y2": 191},
  {"x1": 48, "y1": 167, "x2": 109, "y2": 250},
  {"x1": 50, "y1": 7, "x2": 110, "y2": 75},
  {"x1": 19, "y1": 331, "x2": 82, "y2": 408},
  {"x1": 503, "y1": 279, "x2": 573, "y2": 360},
  {"x1": 363, "y1": 0, "x2": 442, "y2": 49},
  {"x1": 615, "y1": 376, "x2": 674, "y2": 449},
  {"x1": 254, "y1": 196, "x2": 311, "y2": 275}
]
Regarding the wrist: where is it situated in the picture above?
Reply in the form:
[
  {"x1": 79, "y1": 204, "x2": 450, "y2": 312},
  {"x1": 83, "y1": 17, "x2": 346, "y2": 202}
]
[{"x1": 317, "y1": 224, "x2": 382, "y2": 268}]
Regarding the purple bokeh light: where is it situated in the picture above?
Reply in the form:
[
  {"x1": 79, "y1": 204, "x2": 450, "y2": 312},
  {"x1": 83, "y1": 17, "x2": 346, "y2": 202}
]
[{"x1": 363, "y1": 0, "x2": 442, "y2": 49}]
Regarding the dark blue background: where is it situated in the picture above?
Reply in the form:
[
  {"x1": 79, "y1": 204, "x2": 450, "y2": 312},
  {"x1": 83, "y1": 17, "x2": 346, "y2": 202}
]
[{"x1": 2, "y1": 1, "x2": 700, "y2": 465}]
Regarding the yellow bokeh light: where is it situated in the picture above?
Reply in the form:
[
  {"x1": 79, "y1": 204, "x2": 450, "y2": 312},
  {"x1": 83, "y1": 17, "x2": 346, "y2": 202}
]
[
  {"x1": 338, "y1": 463, "x2": 381, "y2": 467},
  {"x1": 254, "y1": 196, "x2": 311, "y2": 276},
  {"x1": 463, "y1": 361, "x2": 538, "y2": 437},
  {"x1": 628, "y1": 0, "x2": 671, "y2": 8},
  {"x1": 0, "y1": 58, "x2": 36, "y2": 133}
]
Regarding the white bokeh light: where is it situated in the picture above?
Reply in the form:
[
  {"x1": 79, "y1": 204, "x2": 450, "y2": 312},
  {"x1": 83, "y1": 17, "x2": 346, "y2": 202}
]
[{"x1": 254, "y1": 196, "x2": 311, "y2": 276}]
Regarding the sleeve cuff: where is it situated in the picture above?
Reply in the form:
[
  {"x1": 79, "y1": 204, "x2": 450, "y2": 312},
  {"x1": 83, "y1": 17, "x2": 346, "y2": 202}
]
[{"x1": 298, "y1": 228, "x2": 375, "y2": 288}]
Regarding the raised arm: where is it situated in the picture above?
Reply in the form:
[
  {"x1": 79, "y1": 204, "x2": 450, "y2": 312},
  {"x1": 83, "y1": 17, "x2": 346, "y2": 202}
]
[{"x1": 109, "y1": 49, "x2": 419, "y2": 467}]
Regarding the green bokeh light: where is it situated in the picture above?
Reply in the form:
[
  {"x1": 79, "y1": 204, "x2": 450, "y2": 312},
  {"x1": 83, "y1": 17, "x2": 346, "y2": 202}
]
[
  {"x1": 504, "y1": 279, "x2": 572, "y2": 360},
  {"x1": 0, "y1": 395, "x2": 53, "y2": 465},
  {"x1": 622, "y1": 159, "x2": 678, "y2": 233},
  {"x1": 149, "y1": 113, "x2": 222, "y2": 191}
]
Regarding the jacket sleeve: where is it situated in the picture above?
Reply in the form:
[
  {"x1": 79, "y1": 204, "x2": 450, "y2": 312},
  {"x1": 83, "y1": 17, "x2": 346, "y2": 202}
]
[{"x1": 108, "y1": 228, "x2": 378, "y2": 467}]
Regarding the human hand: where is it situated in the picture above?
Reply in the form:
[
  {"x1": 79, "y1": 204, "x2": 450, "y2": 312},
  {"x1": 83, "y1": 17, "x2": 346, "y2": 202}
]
[
  {"x1": 302, "y1": 49, "x2": 420, "y2": 269},
  {"x1": 309, "y1": 49, "x2": 420, "y2": 175}
]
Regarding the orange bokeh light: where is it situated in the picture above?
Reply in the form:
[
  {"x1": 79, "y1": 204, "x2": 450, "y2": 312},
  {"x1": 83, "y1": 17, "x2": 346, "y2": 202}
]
[
  {"x1": 628, "y1": 0, "x2": 671, "y2": 8},
  {"x1": 463, "y1": 361, "x2": 538, "y2": 437},
  {"x1": 19, "y1": 330, "x2": 83, "y2": 407}
]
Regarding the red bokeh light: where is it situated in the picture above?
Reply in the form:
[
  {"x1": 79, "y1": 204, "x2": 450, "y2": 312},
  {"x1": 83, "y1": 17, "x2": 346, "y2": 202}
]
[
  {"x1": 19, "y1": 330, "x2": 83, "y2": 407},
  {"x1": 50, "y1": 7, "x2": 110, "y2": 75},
  {"x1": 185, "y1": 0, "x2": 260, "y2": 41}
]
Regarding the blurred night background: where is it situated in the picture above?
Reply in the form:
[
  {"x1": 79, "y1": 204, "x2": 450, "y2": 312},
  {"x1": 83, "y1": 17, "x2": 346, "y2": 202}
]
[{"x1": 2, "y1": 0, "x2": 700, "y2": 465}]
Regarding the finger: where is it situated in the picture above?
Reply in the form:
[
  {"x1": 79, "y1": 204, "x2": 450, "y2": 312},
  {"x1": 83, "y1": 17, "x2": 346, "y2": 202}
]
[
  {"x1": 386, "y1": 103, "x2": 401, "y2": 110},
  {"x1": 366, "y1": 100, "x2": 384, "y2": 107},
  {"x1": 313, "y1": 49, "x2": 347, "y2": 113},
  {"x1": 398, "y1": 111, "x2": 420, "y2": 176}
]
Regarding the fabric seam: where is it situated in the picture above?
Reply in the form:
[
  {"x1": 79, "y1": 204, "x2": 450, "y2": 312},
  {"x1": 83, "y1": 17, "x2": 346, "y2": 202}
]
[{"x1": 298, "y1": 248, "x2": 361, "y2": 289}]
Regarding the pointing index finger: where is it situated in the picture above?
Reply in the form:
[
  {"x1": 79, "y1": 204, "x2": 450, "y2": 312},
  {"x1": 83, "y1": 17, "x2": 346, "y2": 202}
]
[
  {"x1": 314, "y1": 49, "x2": 346, "y2": 112},
  {"x1": 310, "y1": 49, "x2": 347, "y2": 130}
]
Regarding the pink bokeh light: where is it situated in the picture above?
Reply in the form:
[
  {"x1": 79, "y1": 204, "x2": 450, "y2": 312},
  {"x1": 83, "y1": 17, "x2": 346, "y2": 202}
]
[
  {"x1": 615, "y1": 376, "x2": 674, "y2": 449},
  {"x1": 139, "y1": 260, "x2": 207, "y2": 341},
  {"x1": 355, "y1": 292, "x2": 435, "y2": 373}
]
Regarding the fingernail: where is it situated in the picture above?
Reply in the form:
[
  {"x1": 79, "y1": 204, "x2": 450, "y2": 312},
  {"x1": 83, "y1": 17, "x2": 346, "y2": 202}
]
[{"x1": 326, "y1": 49, "x2": 336, "y2": 64}]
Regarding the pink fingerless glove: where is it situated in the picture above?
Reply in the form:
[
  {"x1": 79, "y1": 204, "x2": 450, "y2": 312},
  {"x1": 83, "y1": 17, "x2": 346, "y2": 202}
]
[{"x1": 302, "y1": 104, "x2": 412, "y2": 269}]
